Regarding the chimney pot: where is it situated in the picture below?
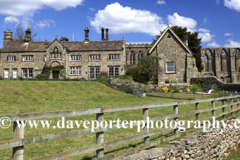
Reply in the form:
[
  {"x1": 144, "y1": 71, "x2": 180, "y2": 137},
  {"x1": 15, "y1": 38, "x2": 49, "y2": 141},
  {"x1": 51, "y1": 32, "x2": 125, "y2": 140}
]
[
  {"x1": 101, "y1": 28, "x2": 104, "y2": 41},
  {"x1": 84, "y1": 27, "x2": 89, "y2": 42},
  {"x1": 106, "y1": 28, "x2": 109, "y2": 41},
  {"x1": 24, "y1": 29, "x2": 32, "y2": 42}
]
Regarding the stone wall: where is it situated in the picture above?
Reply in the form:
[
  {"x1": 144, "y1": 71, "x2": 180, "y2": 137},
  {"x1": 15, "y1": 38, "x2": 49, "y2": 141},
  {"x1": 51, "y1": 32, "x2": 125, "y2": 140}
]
[
  {"x1": 190, "y1": 76, "x2": 240, "y2": 92},
  {"x1": 116, "y1": 119, "x2": 240, "y2": 160}
]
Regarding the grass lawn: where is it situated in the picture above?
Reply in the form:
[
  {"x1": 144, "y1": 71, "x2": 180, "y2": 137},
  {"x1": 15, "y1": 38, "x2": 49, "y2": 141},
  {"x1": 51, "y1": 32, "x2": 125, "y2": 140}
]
[{"x1": 0, "y1": 81, "x2": 239, "y2": 160}]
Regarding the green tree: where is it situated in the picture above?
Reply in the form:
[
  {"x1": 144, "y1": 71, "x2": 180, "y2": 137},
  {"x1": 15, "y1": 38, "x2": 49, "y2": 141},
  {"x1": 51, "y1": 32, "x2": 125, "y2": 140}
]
[
  {"x1": 153, "y1": 26, "x2": 203, "y2": 71},
  {"x1": 138, "y1": 56, "x2": 160, "y2": 81}
]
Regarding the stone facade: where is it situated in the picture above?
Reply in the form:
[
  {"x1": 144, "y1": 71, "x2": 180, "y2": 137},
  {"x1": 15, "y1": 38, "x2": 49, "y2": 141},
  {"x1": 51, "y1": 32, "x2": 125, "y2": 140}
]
[
  {"x1": 0, "y1": 26, "x2": 208, "y2": 85},
  {"x1": 0, "y1": 28, "x2": 126, "y2": 80},
  {"x1": 201, "y1": 47, "x2": 240, "y2": 83},
  {"x1": 149, "y1": 27, "x2": 199, "y2": 84}
]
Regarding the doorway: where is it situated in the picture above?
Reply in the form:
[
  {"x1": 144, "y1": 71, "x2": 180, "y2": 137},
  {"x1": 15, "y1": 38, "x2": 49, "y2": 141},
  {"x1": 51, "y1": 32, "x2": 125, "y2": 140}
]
[{"x1": 52, "y1": 71, "x2": 59, "y2": 79}]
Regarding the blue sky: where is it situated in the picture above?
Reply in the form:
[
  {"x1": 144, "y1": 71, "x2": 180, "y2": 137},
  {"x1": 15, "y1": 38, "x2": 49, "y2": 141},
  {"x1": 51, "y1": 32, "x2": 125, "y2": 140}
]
[{"x1": 0, "y1": 0, "x2": 240, "y2": 48}]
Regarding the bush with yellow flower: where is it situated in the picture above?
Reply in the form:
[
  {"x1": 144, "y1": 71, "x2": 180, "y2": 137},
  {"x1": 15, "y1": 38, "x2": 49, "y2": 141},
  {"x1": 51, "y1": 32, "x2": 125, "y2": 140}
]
[
  {"x1": 186, "y1": 88, "x2": 190, "y2": 92},
  {"x1": 162, "y1": 87, "x2": 168, "y2": 92}
]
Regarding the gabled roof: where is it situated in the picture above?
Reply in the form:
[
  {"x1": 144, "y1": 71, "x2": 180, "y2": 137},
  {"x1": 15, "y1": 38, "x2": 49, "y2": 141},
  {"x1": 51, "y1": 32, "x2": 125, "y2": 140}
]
[
  {"x1": 149, "y1": 26, "x2": 192, "y2": 55},
  {"x1": 1, "y1": 39, "x2": 123, "y2": 52}
]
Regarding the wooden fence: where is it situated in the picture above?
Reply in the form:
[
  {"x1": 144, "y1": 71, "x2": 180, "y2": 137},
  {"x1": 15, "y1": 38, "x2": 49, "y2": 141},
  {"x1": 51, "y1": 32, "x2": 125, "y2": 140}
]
[{"x1": 0, "y1": 95, "x2": 240, "y2": 160}]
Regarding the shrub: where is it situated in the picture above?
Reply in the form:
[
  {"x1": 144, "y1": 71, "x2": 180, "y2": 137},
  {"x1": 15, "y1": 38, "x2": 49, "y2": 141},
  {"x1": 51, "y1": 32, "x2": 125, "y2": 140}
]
[
  {"x1": 98, "y1": 76, "x2": 109, "y2": 83},
  {"x1": 0, "y1": 76, "x2": 2, "y2": 80},
  {"x1": 125, "y1": 67, "x2": 141, "y2": 81},
  {"x1": 165, "y1": 79, "x2": 169, "y2": 83},
  {"x1": 100, "y1": 71, "x2": 108, "y2": 78},
  {"x1": 190, "y1": 84, "x2": 199, "y2": 92},
  {"x1": 186, "y1": 88, "x2": 190, "y2": 92},
  {"x1": 119, "y1": 75, "x2": 132, "y2": 80},
  {"x1": 211, "y1": 84, "x2": 218, "y2": 92},
  {"x1": 162, "y1": 87, "x2": 168, "y2": 92},
  {"x1": 144, "y1": 89, "x2": 149, "y2": 93},
  {"x1": 139, "y1": 88, "x2": 144, "y2": 93},
  {"x1": 36, "y1": 74, "x2": 48, "y2": 80},
  {"x1": 18, "y1": 76, "x2": 24, "y2": 80},
  {"x1": 126, "y1": 87, "x2": 135, "y2": 94},
  {"x1": 173, "y1": 89, "x2": 179, "y2": 93}
]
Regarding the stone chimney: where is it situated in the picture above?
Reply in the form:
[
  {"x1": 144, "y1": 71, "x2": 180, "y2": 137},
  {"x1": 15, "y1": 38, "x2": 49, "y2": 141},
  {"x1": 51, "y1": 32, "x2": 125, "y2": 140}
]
[
  {"x1": 106, "y1": 28, "x2": 109, "y2": 41},
  {"x1": 3, "y1": 30, "x2": 12, "y2": 47},
  {"x1": 101, "y1": 28, "x2": 105, "y2": 40},
  {"x1": 183, "y1": 36, "x2": 188, "y2": 47},
  {"x1": 24, "y1": 29, "x2": 31, "y2": 42},
  {"x1": 84, "y1": 27, "x2": 89, "y2": 42}
]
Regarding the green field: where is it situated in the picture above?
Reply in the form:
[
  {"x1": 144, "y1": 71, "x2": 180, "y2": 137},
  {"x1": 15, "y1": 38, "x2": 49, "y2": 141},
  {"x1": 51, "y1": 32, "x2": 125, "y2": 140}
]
[{"x1": 0, "y1": 81, "x2": 238, "y2": 160}]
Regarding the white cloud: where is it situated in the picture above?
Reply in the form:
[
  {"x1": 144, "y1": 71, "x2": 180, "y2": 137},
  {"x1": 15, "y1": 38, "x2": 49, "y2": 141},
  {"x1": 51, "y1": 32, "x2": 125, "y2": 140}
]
[
  {"x1": 4, "y1": 16, "x2": 19, "y2": 24},
  {"x1": 167, "y1": 13, "x2": 197, "y2": 29},
  {"x1": 90, "y1": 2, "x2": 167, "y2": 36},
  {"x1": 203, "y1": 18, "x2": 207, "y2": 23},
  {"x1": 224, "y1": 33, "x2": 233, "y2": 36},
  {"x1": 89, "y1": 8, "x2": 95, "y2": 12},
  {"x1": 36, "y1": 19, "x2": 56, "y2": 28},
  {"x1": 224, "y1": 0, "x2": 240, "y2": 12},
  {"x1": 207, "y1": 41, "x2": 221, "y2": 47},
  {"x1": 217, "y1": 0, "x2": 220, "y2": 4},
  {"x1": 224, "y1": 40, "x2": 240, "y2": 47},
  {"x1": 198, "y1": 32, "x2": 215, "y2": 43},
  {"x1": 198, "y1": 28, "x2": 210, "y2": 33},
  {"x1": 0, "y1": 0, "x2": 84, "y2": 16},
  {"x1": 157, "y1": 0, "x2": 166, "y2": 5}
]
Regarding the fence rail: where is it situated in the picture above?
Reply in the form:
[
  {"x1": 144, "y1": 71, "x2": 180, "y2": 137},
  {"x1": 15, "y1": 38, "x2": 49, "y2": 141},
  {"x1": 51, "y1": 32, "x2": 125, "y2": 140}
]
[{"x1": 1, "y1": 95, "x2": 240, "y2": 160}]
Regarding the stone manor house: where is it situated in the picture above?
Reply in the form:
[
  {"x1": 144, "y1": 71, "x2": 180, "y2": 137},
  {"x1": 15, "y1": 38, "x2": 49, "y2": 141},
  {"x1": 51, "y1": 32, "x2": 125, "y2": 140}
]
[{"x1": 0, "y1": 26, "x2": 239, "y2": 84}]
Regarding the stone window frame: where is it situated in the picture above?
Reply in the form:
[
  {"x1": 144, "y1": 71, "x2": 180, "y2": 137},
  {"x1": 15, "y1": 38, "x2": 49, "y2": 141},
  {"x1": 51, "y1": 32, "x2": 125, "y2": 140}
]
[
  {"x1": 22, "y1": 55, "x2": 34, "y2": 62},
  {"x1": 70, "y1": 55, "x2": 82, "y2": 61},
  {"x1": 130, "y1": 52, "x2": 135, "y2": 65},
  {"x1": 50, "y1": 53, "x2": 62, "y2": 60},
  {"x1": 4, "y1": 69, "x2": 9, "y2": 79},
  {"x1": 12, "y1": 68, "x2": 18, "y2": 79},
  {"x1": 89, "y1": 66, "x2": 101, "y2": 79},
  {"x1": 108, "y1": 65, "x2": 120, "y2": 76},
  {"x1": 89, "y1": 55, "x2": 101, "y2": 62},
  {"x1": 108, "y1": 54, "x2": 120, "y2": 61},
  {"x1": 69, "y1": 66, "x2": 82, "y2": 76},
  {"x1": 165, "y1": 61, "x2": 176, "y2": 74},
  {"x1": 22, "y1": 68, "x2": 33, "y2": 78},
  {"x1": 6, "y1": 56, "x2": 16, "y2": 62}
]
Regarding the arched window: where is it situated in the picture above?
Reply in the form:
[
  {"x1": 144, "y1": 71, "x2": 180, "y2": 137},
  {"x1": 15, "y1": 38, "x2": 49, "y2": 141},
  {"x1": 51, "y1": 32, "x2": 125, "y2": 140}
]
[
  {"x1": 220, "y1": 55, "x2": 223, "y2": 71},
  {"x1": 137, "y1": 51, "x2": 143, "y2": 62},
  {"x1": 205, "y1": 54, "x2": 209, "y2": 71},
  {"x1": 54, "y1": 47, "x2": 58, "y2": 53},
  {"x1": 130, "y1": 52, "x2": 135, "y2": 65}
]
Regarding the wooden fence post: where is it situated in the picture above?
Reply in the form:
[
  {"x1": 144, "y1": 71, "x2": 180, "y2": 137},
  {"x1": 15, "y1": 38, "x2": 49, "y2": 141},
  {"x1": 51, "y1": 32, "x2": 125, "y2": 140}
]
[
  {"x1": 12, "y1": 121, "x2": 24, "y2": 160},
  {"x1": 222, "y1": 100, "x2": 225, "y2": 119},
  {"x1": 142, "y1": 108, "x2": 149, "y2": 145},
  {"x1": 96, "y1": 107, "x2": 104, "y2": 159},
  {"x1": 231, "y1": 98, "x2": 233, "y2": 116},
  {"x1": 195, "y1": 102, "x2": 199, "y2": 120},
  {"x1": 173, "y1": 105, "x2": 178, "y2": 136},
  {"x1": 211, "y1": 101, "x2": 215, "y2": 117}
]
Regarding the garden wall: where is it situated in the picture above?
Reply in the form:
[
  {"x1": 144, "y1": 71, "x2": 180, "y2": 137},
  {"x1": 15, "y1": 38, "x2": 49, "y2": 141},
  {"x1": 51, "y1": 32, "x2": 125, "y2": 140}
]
[
  {"x1": 115, "y1": 119, "x2": 240, "y2": 160},
  {"x1": 191, "y1": 76, "x2": 240, "y2": 92}
]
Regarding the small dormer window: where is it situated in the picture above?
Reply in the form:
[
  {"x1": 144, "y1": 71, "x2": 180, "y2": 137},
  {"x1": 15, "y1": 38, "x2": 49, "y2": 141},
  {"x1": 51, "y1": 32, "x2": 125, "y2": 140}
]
[{"x1": 54, "y1": 47, "x2": 58, "y2": 53}]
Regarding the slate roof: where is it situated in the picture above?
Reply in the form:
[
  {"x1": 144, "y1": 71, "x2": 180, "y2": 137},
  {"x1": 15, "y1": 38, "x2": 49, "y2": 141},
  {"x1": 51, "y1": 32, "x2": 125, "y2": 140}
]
[{"x1": 1, "y1": 39, "x2": 123, "y2": 52}]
